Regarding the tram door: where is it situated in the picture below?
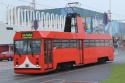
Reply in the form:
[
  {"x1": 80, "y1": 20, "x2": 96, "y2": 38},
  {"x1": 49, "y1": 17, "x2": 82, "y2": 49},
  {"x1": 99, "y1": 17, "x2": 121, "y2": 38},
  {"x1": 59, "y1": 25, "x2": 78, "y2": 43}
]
[{"x1": 44, "y1": 40, "x2": 53, "y2": 70}]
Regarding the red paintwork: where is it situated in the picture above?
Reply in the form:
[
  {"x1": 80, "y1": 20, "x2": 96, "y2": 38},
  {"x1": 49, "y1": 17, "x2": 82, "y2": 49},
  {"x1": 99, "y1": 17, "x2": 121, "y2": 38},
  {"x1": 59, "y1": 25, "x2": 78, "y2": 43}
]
[
  {"x1": 0, "y1": 51, "x2": 13, "y2": 61},
  {"x1": 0, "y1": 45, "x2": 9, "y2": 53},
  {"x1": 14, "y1": 15, "x2": 114, "y2": 74}
]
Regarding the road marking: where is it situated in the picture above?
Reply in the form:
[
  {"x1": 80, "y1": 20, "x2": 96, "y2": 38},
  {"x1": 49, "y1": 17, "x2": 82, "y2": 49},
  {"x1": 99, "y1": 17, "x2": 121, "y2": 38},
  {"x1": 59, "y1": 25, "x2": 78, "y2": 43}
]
[
  {"x1": 1, "y1": 63, "x2": 109, "y2": 83},
  {"x1": 41, "y1": 79, "x2": 65, "y2": 83}
]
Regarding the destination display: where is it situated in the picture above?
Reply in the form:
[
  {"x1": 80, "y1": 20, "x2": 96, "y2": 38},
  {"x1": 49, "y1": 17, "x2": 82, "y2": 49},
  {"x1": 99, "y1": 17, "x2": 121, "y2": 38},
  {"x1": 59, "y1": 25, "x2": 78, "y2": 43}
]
[{"x1": 21, "y1": 32, "x2": 33, "y2": 39}]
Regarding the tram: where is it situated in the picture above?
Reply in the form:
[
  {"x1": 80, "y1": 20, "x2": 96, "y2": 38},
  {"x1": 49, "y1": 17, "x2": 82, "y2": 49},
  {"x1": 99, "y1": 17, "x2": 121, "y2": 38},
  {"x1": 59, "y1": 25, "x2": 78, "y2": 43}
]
[{"x1": 13, "y1": 13, "x2": 114, "y2": 74}]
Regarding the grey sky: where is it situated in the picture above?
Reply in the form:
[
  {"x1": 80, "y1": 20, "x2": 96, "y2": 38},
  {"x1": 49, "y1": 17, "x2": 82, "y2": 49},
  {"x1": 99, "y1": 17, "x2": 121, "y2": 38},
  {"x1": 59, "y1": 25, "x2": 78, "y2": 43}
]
[{"x1": 0, "y1": 0, "x2": 125, "y2": 23}]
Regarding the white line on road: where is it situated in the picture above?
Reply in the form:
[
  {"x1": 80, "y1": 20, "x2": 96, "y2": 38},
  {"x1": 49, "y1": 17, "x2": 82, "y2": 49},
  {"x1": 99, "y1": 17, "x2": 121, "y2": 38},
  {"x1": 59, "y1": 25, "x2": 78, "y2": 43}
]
[
  {"x1": 41, "y1": 79, "x2": 65, "y2": 83},
  {"x1": 3, "y1": 65, "x2": 101, "y2": 83}
]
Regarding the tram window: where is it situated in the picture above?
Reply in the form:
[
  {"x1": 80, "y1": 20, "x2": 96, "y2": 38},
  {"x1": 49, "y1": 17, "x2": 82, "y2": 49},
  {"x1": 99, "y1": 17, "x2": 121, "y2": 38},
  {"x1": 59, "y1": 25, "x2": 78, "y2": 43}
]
[
  {"x1": 44, "y1": 53, "x2": 48, "y2": 64},
  {"x1": 62, "y1": 42, "x2": 66, "y2": 48},
  {"x1": 48, "y1": 52, "x2": 52, "y2": 63},
  {"x1": 70, "y1": 40, "x2": 77, "y2": 43},
  {"x1": 30, "y1": 40, "x2": 41, "y2": 54},
  {"x1": 70, "y1": 43, "x2": 77, "y2": 48},
  {"x1": 84, "y1": 40, "x2": 89, "y2": 47},
  {"x1": 89, "y1": 40, "x2": 95, "y2": 47},
  {"x1": 48, "y1": 40, "x2": 52, "y2": 50},
  {"x1": 54, "y1": 40, "x2": 62, "y2": 48},
  {"x1": 44, "y1": 40, "x2": 47, "y2": 51},
  {"x1": 54, "y1": 43, "x2": 62, "y2": 48},
  {"x1": 14, "y1": 40, "x2": 27, "y2": 54},
  {"x1": 62, "y1": 40, "x2": 70, "y2": 48},
  {"x1": 84, "y1": 40, "x2": 89, "y2": 43},
  {"x1": 62, "y1": 42, "x2": 69, "y2": 48},
  {"x1": 79, "y1": 40, "x2": 83, "y2": 49},
  {"x1": 95, "y1": 40, "x2": 100, "y2": 46},
  {"x1": 110, "y1": 40, "x2": 113, "y2": 46},
  {"x1": 54, "y1": 40, "x2": 61, "y2": 43},
  {"x1": 100, "y1": 40, "x2": 105, "y2": 46},
  {"x1": 71, "y1": 18, "x2": 77, "y2": 33},
  {"x1": 69, "y1": 40, "x2": 77, "y2": 48},
  {"x1": 14, "y1": 40, "x2": 41, "y2": 55},
  {"x1": 76, "y1": 40, "x2": 79, "y2": 48},
  {"x1": 105, "y1": 40, "x2": 109, "y2": 46},
  {"x1": 62, "y1": 40, "x2": 69, "y2": 43}
]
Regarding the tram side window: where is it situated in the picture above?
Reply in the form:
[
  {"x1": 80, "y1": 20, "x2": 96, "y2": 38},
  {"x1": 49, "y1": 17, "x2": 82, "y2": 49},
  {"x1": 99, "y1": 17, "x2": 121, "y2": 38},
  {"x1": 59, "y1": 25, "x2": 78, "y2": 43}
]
[
  {"x1": 69, "y1": 40, "x2": 77, "y2": 48},
  {"x1": 62, "y1": 40, "x2": 70, "y2": 48},
  {"x1": 54, "y1": 40, "x2": 62, "y2": 48},
  {"x1": 84, "y1": 40, "x2": 89, "y2": 47},
  {"x1": 71, "y1": 18, "x2": 77, "y2": 33},
  {"x1": 95, "y1": 40, "x2": 100, "y2": 46},
  {"x1": 100, "y1": 40, "x2": 105, "y2": 46},
  {"x1": 105, "y1": 40, "x2": 110, "y2": 46},
  {"x1": 77, "y1": 40, "x2": 82, "y2": 49},
  {"x1": 109, "y1": 40, "x2": 113, "y2": 46},
  {"x1": 89, "y1": 40, "x2": 95, "y2": 47}
]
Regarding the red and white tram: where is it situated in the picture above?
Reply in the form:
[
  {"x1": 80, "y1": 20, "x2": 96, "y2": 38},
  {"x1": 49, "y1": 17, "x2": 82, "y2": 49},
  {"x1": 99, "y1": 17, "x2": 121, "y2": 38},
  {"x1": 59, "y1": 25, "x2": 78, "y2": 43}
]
[{"x1": 13, "y1": 13, "x2": 114, "y2": 74}]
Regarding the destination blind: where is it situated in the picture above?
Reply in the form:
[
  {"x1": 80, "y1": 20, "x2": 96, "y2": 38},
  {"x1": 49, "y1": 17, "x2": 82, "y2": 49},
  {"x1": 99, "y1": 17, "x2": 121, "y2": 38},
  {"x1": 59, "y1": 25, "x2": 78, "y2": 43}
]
[{"x1": 21, "y1": 32, "x2": 33, "y2": 39}]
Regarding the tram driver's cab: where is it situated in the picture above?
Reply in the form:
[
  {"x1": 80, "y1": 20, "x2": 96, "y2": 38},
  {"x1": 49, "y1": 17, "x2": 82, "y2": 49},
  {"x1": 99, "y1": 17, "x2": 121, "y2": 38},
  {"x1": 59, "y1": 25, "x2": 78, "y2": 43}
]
[{"x1": 64, "y1": 13, "x2": 85, "y2": 33}]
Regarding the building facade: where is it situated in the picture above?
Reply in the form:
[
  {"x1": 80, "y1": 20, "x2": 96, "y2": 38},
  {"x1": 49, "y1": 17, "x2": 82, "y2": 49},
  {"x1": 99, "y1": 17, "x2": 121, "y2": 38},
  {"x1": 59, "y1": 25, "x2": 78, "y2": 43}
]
[
  {"x1": 0, "y1": 22, "x2": 14, "y2": 53},
  {"x1": 5, "y1": 6, "x2": 125, "y2": 39}
]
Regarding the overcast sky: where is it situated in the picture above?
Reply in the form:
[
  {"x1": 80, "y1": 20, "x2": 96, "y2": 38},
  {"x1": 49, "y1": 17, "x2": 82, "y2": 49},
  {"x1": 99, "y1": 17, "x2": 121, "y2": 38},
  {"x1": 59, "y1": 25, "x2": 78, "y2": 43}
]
[{"x1": 0, "y1": 0, "x2": 125, "y2": 23}]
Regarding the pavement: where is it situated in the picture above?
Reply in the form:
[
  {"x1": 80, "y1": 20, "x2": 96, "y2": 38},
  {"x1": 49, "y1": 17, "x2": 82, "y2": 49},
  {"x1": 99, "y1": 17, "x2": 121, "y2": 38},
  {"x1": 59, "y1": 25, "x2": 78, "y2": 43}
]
[
  {"x1": 0, "y1": 47, "x2": 125, "y2": 83},
  {"x1": 114, "y1": 47, "x2": 125, "y2": 64}
]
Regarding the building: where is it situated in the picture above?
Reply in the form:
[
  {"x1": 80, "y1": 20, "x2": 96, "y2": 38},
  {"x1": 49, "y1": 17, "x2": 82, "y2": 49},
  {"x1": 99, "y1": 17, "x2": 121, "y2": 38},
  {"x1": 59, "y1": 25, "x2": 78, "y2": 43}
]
[
  {"x1": 7, "y1": 6, "x2": 125, "y2": 36},
  {"x1": 0, "y1": 22, "x2": 14, "y2": 53},
  {"x1": 0, "y1": 6, "x2": 124, "y2": 52},
  {"x1": 5, "y1": 6, "x2": 125, "y2": 39}
]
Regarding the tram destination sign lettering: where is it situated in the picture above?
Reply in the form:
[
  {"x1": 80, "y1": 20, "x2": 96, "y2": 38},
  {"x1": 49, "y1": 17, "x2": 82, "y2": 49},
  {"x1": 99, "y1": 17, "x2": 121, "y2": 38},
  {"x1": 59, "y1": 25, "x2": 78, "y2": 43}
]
[{"x1": 21, "y1": 32, "x2": 33, "y2": 39}]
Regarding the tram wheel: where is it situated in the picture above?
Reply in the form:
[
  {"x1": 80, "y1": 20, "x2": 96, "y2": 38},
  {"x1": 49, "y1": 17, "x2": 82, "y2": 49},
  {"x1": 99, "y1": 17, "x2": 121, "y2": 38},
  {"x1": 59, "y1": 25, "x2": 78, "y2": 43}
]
[{"x1": 98, "y1": 57, "x2": 107, "y2": 64}]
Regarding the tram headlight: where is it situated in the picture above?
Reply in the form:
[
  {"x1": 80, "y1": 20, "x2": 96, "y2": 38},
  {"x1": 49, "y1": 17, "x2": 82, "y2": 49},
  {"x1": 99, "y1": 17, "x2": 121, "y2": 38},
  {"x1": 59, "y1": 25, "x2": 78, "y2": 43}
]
[
  {"x1": 36, "y1": 65, "x2": 39, "y2": 67},
  {"x1": 16, "y1": 65, "x2": 19, "y2": 67}
]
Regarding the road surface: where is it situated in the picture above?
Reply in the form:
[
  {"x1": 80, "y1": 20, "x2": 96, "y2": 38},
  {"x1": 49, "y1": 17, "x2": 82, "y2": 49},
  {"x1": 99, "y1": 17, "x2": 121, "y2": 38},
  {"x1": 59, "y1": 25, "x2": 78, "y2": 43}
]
[{"x1": 0, "y1": 47, "x2": 125, "y2": 83}]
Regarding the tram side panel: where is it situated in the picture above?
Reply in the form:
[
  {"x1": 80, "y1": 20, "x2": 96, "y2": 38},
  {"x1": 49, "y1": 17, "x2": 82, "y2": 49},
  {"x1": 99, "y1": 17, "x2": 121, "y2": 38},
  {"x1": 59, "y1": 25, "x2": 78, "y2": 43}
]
[
  {"x1": 83, "y1": 46, "x2": 114, "y2": 64},
  {"x1": 52, "y1": 48, "x2": 81, "y2": 69}
]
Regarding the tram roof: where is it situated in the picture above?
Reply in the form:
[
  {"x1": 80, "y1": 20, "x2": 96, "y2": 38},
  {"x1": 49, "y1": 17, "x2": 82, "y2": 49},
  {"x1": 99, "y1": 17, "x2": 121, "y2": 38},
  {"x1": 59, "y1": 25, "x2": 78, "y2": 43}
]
[{"x1": 14, "y1": 31, "x2": 112, "y2": 40}]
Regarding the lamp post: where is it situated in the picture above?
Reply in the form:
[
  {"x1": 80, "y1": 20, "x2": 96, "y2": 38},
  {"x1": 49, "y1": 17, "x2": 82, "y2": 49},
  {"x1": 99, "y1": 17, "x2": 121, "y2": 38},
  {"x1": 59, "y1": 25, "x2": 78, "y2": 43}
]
[
  {"x1": 31, "y1": 0, "x2": 36, "y2": 9},
  {"x1": 109, "y1": 0, "x2": 112, "y2": 35}
]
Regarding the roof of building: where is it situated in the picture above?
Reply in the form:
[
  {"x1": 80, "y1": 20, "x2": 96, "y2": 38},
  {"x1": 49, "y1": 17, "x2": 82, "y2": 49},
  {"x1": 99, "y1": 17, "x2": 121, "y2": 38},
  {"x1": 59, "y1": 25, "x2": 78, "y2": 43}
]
[{"x1": 37, "y1": 7, "x2": 104, "y2": 19}]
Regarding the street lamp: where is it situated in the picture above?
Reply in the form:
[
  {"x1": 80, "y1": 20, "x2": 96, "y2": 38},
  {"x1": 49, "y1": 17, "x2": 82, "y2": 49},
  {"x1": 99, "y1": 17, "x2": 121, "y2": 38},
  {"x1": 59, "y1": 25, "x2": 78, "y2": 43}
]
[{"x1": 108, "y1": 0, "x2": 112, "y2": 35}]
